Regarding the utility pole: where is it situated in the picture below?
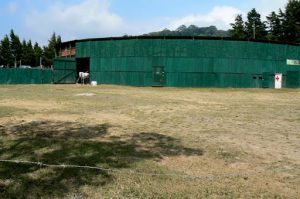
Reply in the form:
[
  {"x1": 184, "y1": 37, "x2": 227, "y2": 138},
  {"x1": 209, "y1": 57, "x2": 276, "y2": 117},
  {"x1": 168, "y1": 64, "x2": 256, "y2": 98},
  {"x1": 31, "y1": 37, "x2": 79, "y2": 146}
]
[{"x1": 253, "y1": 21, "x2": 256, "y2": 39}]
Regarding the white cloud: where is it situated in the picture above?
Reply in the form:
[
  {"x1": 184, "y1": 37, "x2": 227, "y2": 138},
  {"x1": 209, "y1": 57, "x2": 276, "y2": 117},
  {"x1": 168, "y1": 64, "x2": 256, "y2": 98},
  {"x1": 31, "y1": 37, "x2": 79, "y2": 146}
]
[
  {"x1": 168, "y1": 6, "x2": 242, "y2": 30},
  {"x1": 252, "y1": 0, "x2": 287, "y2": 19},
  {"x1": 22, "y1": 0, "x2": 288, "y2": 44},
  {"x1": 24, "y1": 0, "x2": 124, "y2": 44},
  {"x1": 7, "y1": 1, "x2": 18, "y2": 14},
  {"x1": 259, "y1": 0, "x2": 287, "y2": 13}
]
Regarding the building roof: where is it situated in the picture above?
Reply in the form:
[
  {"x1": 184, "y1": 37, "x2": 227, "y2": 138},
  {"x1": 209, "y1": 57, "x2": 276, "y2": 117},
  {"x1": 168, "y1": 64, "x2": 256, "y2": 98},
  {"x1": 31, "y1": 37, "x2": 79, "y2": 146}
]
[{"x1": 59, "y1": 36, "x2": 300, "y2": 49}]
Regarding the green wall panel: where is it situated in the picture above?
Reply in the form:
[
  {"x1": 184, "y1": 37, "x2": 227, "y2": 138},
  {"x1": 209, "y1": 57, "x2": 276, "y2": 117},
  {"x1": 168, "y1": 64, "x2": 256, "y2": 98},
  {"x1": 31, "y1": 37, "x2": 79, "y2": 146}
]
[
  {"x1": 71, "y1": 38, "x2": 300, "y2": 88},
  {"x1": 53, "y1": 58, "x2": 76, "y2": 83}
]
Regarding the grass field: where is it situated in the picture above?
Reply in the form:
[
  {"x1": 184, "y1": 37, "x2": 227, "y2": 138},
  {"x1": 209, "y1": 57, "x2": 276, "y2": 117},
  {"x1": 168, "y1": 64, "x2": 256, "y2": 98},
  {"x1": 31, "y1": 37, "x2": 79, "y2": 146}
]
[{"x1": 0, "y1": 85, "x2": 299, "y2": 198}]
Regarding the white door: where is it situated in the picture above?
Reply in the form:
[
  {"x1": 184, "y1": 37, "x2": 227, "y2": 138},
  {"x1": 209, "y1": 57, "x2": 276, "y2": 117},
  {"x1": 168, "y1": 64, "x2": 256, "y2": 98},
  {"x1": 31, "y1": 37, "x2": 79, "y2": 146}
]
[{"x1": 274, "y1": 73, "x2": 283, "y2": 89}]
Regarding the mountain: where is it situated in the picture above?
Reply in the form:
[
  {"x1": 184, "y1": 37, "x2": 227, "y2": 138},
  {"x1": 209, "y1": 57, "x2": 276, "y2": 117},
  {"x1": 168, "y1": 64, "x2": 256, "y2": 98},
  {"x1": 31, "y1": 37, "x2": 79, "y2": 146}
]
[{"x1": 143, "y1": 25, "x2": 230, "y2": 37}]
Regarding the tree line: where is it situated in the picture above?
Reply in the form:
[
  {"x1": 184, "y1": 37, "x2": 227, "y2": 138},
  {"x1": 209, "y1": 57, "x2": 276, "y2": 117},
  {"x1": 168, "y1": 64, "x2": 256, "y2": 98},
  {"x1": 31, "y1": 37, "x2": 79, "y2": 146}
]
[
  {"x1": 230, "y1": 0, "x2": 300, "y2": 43},
  {"x1": 144, "y1": 0, "x2": 299, "y2": 43},
  {"x1": 0, "y1": 30, "x2": 61, "y2": 68},
  {"x1": 144, "y1": 25, "x2": 229, "y2": 37}
]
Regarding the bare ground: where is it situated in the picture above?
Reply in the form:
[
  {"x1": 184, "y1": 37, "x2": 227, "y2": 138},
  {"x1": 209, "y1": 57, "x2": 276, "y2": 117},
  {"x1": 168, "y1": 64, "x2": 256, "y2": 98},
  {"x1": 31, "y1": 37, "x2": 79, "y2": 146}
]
[{"x1": 0, "y1": 85, "x2": 299, "y2": 198}]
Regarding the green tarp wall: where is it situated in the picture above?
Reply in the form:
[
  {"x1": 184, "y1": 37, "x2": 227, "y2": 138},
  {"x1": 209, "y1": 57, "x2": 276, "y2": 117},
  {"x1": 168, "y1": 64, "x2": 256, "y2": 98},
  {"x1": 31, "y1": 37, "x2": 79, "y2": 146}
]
[
  {"x1": 62, "y1": 38, "x2": 300, "y2": 88},
  {"x1": 0, "y1": 68, "x2": 53, "y2": 84}
]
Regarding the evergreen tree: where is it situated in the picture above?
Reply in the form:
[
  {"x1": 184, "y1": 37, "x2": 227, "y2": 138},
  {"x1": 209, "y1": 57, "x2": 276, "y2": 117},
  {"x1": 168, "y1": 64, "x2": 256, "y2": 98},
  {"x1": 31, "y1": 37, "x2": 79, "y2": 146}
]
[
  {"x1": 277, "y1": 9, "x2": 286, "y2": 40},
  {"x1": 0, "y1": 41, "x2": 2, "y2": 66},
  {"x1": 230, "y1": 14, "x2": 246, "y2": 39},
  {"x1": 21, "y1": 40, "x2": 35, "y2": 66},
  {"x1": 245, "y1": 8, "x2": 268, "y2": 39},
  {"x1": 282, "y1": 0, "x2": 300, "y2": 43},
  {"x1": 10, "y1": 30, "x2": 22, "y2": 67},
  {"x1": 266, "y1": 11, "x2": 282, "y2": 41},
  {"x1": 0, "y1": 31, "x2": 64, "y2": 67},
  {"x1": 34, "y1": 42, "x2": 43, "y2": 67},
  {"x1": 21, "y1": 40, "x2": 27, "y2": 65},
  {"x1": 0, "y1": 35, "x2": 13, "y2": 67},
  {"x1": 27, "y1": 40, "x2": 36, "y2": 66},
  {"x1": 43, "y1": 33, "x2": 62, "y2": 67},
  {"x1": 56, "y1": 35, "x2": 62, "y2": 47}
]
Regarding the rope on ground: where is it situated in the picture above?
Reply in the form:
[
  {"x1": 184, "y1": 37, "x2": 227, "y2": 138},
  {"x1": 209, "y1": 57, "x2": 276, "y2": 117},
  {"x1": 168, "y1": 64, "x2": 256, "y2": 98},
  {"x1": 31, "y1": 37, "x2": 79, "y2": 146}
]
[{"x1": 0, "y1": 159, "x2": 256, "y2": 181}]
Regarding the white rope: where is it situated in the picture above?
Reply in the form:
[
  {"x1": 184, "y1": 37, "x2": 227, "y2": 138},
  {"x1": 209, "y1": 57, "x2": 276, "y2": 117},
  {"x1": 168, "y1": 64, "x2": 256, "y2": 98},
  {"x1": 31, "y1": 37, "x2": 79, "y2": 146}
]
[{"x1": 0, "y1": 159, "x2": 256, "y2": 181}]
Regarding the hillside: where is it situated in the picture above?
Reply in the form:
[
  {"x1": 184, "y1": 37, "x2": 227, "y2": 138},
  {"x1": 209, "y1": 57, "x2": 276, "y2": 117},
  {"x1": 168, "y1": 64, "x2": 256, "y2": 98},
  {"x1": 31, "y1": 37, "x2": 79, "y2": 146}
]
[{"x1": 143, "y1": 25, "x2": 230, "y2": 37}]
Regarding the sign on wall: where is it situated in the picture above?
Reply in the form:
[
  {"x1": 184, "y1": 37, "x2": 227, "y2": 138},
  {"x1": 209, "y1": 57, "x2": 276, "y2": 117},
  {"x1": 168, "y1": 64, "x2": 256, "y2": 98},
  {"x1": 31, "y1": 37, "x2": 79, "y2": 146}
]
[
  {"x1": 275, "y1": 73, "x2": 283, "y2": 89},
  {"x1": 287, "y1": 59, "x2": 300, "y2": 65}
]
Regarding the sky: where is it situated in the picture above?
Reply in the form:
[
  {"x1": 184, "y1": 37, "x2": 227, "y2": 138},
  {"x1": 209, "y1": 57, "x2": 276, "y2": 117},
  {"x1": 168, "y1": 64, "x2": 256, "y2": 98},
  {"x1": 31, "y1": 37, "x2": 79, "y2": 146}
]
[{"x1": 0, "y1": 0, "x2": 288, "y2": 45}]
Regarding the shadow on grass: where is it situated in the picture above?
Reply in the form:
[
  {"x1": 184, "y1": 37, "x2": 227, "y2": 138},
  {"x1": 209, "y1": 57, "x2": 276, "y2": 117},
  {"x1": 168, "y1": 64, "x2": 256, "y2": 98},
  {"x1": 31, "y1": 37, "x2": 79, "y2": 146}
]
[{"x1": 0, "y1": 120, "x2": 203, "y2": 198}]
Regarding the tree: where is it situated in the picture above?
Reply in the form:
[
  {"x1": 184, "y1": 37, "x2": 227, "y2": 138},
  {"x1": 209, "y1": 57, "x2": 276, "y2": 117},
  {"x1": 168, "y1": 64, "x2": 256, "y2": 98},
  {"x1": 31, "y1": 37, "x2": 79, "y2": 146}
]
[
  {"x1": 43, "y1": 33, "x2": 62, "y2": 67},
  {"x1": 56, "y1": 35, "x2": 62, "y2": 47},
  {"x1": 230, "y1": 14, "x2": 246, "y2": 39},
  {"x1": 282, "y1": 0, "x2": 300, "y2": 43},
  {"x1": 245, "y1": 8, "x2": 268, "y2": 39},
  {"x1": 159, "y1": 28, "x2": 173, "y2": 36},
  {"x1": 0, "y1": 30, "x2": 64, "y2": 67},
  {"x1": 145, "y1": 25, "x2": 230, "y2": 37},
  {"x1": 21, "y1": 40, "x2": 27, "y2": 65},
  {"x1": 203, "y1": 26, "x2": 219, "y2": 36},
  {"x1": 0, "y1": 41, "x2": 2, "y2": 66},
  {"x1": 0, "y1": 35, "x2": 13, "y2": 67},
  {"x1": 27, "y1": 40, "x2": 35, "y2": 66},
  {"x1": 34, "y1": 42, "x2": 43, "y2": 67},
  {"x1": 266, "y1": 11, "x2": 282, "y2": 41},
  {"x1": 176, "y1": 25, "x2": 187, "y2": 33},
  {"x1": 21, "y1": 40, "x2": 35, "y2": 66},
  {"x1": 10, "y1": 30, "x2": 22, "y2": 67},
  {"x1": 187, "y1": 25, "x2": 199, "y2": 36}
]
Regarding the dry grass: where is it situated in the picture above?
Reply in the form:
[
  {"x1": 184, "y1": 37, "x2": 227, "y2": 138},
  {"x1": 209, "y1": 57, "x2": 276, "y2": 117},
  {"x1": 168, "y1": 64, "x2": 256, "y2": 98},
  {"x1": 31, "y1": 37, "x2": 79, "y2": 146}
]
[{"x1": 0, "y1": 84, "x2": 299, "y2": 198}]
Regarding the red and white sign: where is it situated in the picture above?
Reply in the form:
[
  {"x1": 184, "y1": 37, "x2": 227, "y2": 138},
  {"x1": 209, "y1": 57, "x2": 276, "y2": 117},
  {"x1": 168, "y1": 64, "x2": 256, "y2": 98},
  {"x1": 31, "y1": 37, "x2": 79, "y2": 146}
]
[{"x1": 275, "y1": 73, "x2": 283, "y2": 89}]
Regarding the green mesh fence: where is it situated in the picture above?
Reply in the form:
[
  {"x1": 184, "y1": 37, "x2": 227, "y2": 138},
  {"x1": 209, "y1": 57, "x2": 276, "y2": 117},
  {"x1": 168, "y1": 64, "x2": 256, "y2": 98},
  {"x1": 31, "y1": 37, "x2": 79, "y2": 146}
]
[{"x1": 0, "y1": 68, "x2": 53, "y2": 84}]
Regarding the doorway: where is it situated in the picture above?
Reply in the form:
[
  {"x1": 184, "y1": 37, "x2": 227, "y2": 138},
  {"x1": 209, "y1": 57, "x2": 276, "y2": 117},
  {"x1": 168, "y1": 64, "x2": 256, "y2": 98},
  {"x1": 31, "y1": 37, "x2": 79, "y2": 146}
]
[
  {"x1": 286, "y1": 71, "x2": 300, "y2": 88},
  {"x1": 252, "y1": 75, "x2": 263, "y2": 88},
  {"x1": 76, "y1": 58, "x2": 90, "y2": 83},
  {"x1": 262, "y1": 72, "x2": 271, "y2": 88},
  {"x1": 152, "y1": 66, "x2": 165, "y2": 87}
]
